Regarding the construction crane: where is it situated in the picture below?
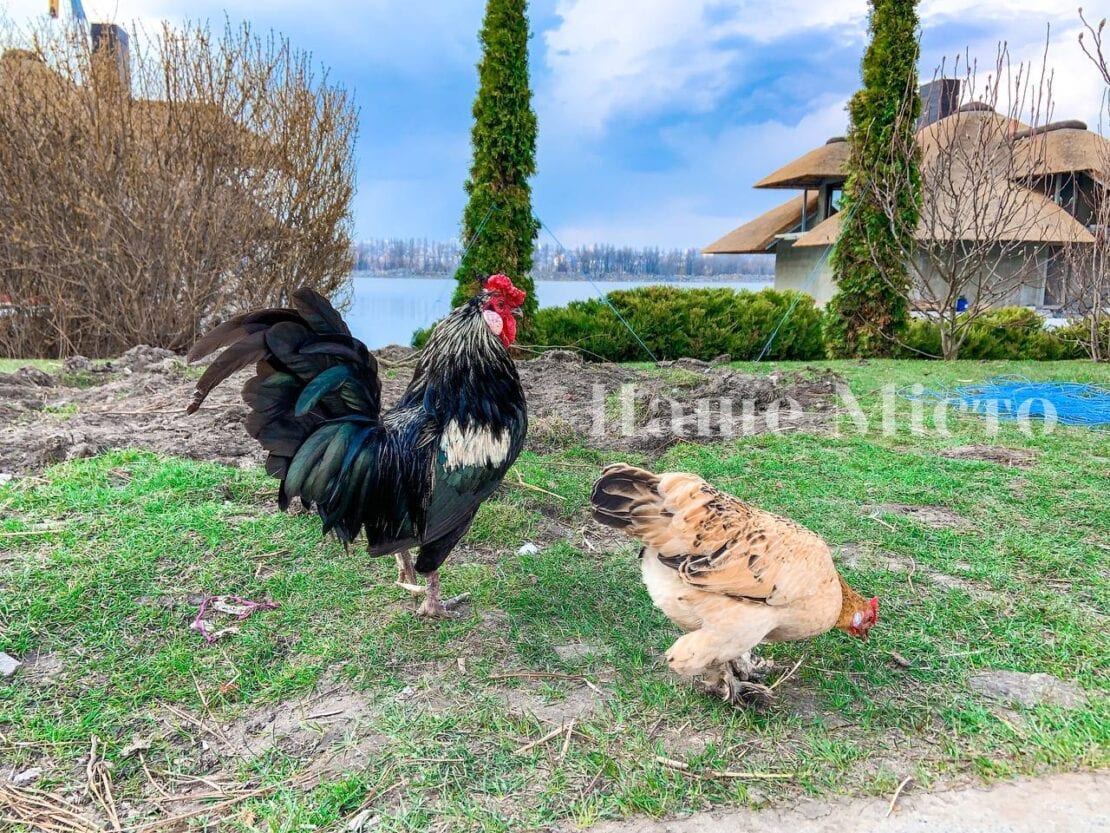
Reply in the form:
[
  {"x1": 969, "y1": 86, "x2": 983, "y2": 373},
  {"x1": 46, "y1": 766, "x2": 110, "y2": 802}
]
[
  {"x1": 48, "y1": 0, "x2": 88, "y2": 29},
  {"x1": 48, "y1": 0, "x2": 131, "y2": 90}
]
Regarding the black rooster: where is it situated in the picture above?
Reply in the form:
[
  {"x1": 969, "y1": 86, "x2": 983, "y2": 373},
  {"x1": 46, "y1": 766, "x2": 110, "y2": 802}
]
[{"x1": 186, "y1": 274, "x2": 528, "y2": 617}]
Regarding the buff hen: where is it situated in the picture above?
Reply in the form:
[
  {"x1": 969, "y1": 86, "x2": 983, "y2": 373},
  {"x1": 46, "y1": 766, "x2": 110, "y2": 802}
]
[{"x1": 591, "y1": 463, "x2": 878, "y2": 705}]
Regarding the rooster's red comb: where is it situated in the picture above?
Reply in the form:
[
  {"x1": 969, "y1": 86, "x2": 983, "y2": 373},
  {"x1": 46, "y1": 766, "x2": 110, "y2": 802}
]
[{"x1": 485, "y1": 274, "x2": 526, "y2": 307}]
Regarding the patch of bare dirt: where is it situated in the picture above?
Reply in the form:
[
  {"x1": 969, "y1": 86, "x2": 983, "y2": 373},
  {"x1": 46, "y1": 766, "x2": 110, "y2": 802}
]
[
  {"x1": 0, "y1": 348, "x2": 839, "y2": 474},
  {"x1": 864, "y1": 503, "x2": 972, "y2": 530},
  {"x1": 940, "y1": 445, "x2": 1037, "y2": 469},
  {"x1": 503, "y1": 683, "x2": 609, "y2": 724},
  {"x1": 154, "y1": 678, "x2": 386, "y2": 783},
  {"x1": 968, "y1": 670, "x2": 1088, "y2": 710}
]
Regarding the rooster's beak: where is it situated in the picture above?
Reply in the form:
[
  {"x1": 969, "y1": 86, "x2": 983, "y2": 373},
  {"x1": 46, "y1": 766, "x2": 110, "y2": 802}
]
[{"x1": 512, "y1": 308, "x2": 523, "y2": 319}]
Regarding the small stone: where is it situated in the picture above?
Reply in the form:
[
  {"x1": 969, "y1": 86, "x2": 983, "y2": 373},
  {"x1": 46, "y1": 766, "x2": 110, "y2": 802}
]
[
  {"x1": 62, "y1": 355, "x2": 92, "y2": 373},
  {"x1": 0, "y1": 473, "x2": 13, "y2": 485},
  {"x1": 554, "y1": 642, "x2": 596, "y2": 660},
  {"x1": 65, "y1": 442, "x2": 98, "y2": 461},
  {"x1": 517, "y1": 542, "x2": 539, "y2": 555},
  {"x1": 11, "y1": 767, "x2": 42, "y2": 786},
  {"x1": 0, "y1": 652, "x2": 21, "y2": 678},
  {"x1": 120, "y1": 736, "x2": 152, "y2": 758}
]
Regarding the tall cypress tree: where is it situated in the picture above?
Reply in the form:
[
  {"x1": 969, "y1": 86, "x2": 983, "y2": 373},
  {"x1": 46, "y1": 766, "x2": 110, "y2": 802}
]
[
  {"x1": 452, "y1": 0, "x2": 539, "y2": 320},
  {"x1": 825, "y1": 0, "x2": 921, "y2": 357}
]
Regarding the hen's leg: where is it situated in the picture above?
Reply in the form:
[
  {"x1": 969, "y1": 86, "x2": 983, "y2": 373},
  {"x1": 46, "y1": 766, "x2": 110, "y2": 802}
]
[
  {"x1": 723, "y1": 651, "x2": 775, "y2": 708},
  {"x1": 395, "y1": 551, "x2": 423, "y2": 595},
  {"x1": 664, "y1": 629, "x2": 722, "y2": 677},
  {"x1": 415, "y1": 570, "x2": 470, "y2": 619}
]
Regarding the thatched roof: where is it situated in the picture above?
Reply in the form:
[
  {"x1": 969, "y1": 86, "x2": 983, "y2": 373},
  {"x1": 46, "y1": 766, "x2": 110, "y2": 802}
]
[
  {"x1": 1014, "y1": 123, "x2": 1110, "y2": 178},
  {"x1": 762, "y1": 107, "x2": 1094, "y2": 248},
  {"x1": 793, "y1": 184, "x2": 1093, "y2": 247},
  {"x1": 754, "y1": 137, "x2": 850, "y2": 189},
  {"x1": 702, "y1": 192, "x2": 820, "y2": 254}
]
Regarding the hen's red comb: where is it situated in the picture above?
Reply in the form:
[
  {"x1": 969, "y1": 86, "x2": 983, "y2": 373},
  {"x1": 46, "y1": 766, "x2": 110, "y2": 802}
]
[
  {"x1": 485, "y1": 273, "x2": 526, "y2": 307},
  {"x1": 869, "y1": 596, "x2": 880, "y2": 622}
]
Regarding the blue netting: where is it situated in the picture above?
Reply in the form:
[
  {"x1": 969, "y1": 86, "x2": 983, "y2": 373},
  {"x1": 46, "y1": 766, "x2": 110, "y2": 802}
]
[{"x1": 900, "y1": 375, "x2": 1110, "y2": 429}]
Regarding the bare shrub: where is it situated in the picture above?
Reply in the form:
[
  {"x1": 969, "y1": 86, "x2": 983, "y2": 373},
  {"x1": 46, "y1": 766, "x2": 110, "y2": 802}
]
[
  {"x1": 0, "y1": 19, "x2": 356, "y2": 358},
  {"x1": 1062, "y1": 10, "x2": 1110, "y2": 361}
]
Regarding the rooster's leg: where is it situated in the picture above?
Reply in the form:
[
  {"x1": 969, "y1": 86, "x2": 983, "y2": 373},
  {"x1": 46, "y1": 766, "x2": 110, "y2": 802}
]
[
  {"x1": 395, "y1": 551, "x2": 424, "y2": 595},
  {"x1": 415, "y1": 570, "x2": 470, "y2": 619}
]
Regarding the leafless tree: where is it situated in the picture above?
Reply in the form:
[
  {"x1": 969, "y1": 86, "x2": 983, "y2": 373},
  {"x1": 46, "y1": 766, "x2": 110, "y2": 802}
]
[
  {"x1": 1062, "y1": 9, "x2": 1110, "y2": 361},
  {"x1": 857, "y1": 42, "x2": 1086, "y2": 359},
  {"x1": 0, "y1": 18, "x2": 356, "y2": 358}
]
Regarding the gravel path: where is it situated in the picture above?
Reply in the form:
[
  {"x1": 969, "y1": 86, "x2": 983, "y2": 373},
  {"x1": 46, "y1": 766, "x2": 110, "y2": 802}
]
[{"x1": 585, "y1": 771, "x2": 1109, "y2": 833}]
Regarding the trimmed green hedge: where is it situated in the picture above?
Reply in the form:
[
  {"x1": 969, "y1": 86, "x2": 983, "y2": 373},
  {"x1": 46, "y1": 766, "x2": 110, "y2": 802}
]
[
  {"x1": 899, "y1": 307, "x2": 1085, "y2": 360},
  {"x1": 528, "y1": 286, "x2": 825, "y2": 361},
  {"x1": 413, "y1": 286, "x2": 1093, "y2": 362}
]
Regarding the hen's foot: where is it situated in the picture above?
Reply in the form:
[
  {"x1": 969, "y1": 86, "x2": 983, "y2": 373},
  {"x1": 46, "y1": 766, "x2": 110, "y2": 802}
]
[
  {"x1": 722, "y1": 672, "x2": 773, "y2": 708},
  {"x1": 704, "y1": 654, "x2": 774, "y2": 709},
  {"x1": 727, "y1": 654, "x2": 775, "y2": 685},
  {"x1": 693, "y1": 666, "x2": 772, "y2": 709}
]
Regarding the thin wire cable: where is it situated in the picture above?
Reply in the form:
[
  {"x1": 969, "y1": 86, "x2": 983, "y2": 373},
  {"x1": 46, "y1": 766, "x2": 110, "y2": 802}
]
[
  {"x1": 538, "y1": 219, "x2": 659, "y2": 363},
  {"x1": 429, "y1": 203, "x2": 500, "y2": 313},
  {"x1": 752, "y1": 195, "x2": 865, "y2": 362}
]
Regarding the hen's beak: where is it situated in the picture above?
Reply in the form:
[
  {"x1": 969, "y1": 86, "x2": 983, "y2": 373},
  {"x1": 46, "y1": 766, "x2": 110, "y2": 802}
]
[{"x1": 512, "y1": 307, "x2": 523, "y2": 319}]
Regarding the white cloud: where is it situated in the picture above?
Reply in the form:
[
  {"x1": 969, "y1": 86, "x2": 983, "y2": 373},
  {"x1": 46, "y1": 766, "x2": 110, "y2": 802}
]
[
  {"x1": 541, "y1": 0, "x2": 865, "y2": 132},
  {"x1": 1, "y1": 0, "x2": 482, "y2": 76},
  {"x1": 545, "y1": 96, "x2": 851, "y2": 248},
  {"x1": 540, "y1": 0, "x2": 1099, "y2": 134}
]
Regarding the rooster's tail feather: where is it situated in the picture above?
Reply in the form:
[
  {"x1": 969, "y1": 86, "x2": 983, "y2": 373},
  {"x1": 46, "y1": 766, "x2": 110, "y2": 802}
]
[{"x1": 186, "y1": 289, "x2": 383, "y2": 533}]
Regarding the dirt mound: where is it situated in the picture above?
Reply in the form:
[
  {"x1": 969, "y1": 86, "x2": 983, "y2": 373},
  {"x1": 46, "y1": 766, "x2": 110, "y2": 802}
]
[{"x1": 0, "y1": 348, "x2": 839, "y2": 474}]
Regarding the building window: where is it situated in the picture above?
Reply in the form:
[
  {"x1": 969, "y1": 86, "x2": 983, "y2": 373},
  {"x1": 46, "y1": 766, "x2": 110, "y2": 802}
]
[{"x1": 1043, "y1": 247, "x2": 1067, "y2": 308}]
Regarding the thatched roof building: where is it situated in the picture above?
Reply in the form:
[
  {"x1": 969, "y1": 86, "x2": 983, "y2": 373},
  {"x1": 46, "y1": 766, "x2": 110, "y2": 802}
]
[
  {"x1": 704, "y1": 90, "x2": 1105, "y2": 309},
  {"x1": 753, "y1": 138, "x2": 850, "y2": 189}
]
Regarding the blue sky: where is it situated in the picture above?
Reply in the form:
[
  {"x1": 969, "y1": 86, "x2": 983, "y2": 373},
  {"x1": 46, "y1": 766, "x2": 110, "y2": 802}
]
[{"x1": 5, "y1": 0, "x2": 1103, "y2": 248}]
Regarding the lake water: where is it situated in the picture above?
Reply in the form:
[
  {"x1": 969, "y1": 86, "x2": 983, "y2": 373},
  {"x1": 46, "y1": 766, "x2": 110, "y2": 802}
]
[{"x1": 347, "y1": 273, "x2": 772, "y2": 348}]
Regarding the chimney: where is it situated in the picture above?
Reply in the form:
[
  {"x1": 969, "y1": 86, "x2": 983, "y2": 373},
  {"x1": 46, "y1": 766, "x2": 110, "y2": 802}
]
[
  {"x1": 89, "y1": 22, "x2": 130, "y2": 95},
  {"x1": 917, "y1": 78, "x2": 960, "y2": 130}
]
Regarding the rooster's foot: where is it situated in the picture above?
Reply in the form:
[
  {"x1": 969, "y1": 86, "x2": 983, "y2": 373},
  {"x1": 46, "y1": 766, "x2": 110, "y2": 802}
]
[
  {"x1": 395, "y1": 552, "x2": 421, "y2": 593},
  {"x1": 416, "y1": 592, "x2": 470, "y2": 619}
]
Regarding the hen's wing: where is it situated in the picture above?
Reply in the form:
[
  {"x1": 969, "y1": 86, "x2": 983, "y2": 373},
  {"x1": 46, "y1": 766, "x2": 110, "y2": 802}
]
[{"x1": 591, "y1": 463, "x2": 832, "y2": 605}]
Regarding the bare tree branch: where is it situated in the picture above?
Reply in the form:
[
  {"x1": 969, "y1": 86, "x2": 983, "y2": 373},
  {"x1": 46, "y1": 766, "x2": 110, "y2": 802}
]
[
  {"x1": 856, "y1": 38, "x2": 1090, "y2": 359},
  {"x1": 0, "y1": 19, "x2": 357, "y2": 358}
]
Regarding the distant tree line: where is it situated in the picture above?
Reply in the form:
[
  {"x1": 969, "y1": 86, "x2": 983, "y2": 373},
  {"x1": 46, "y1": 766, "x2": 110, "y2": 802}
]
[{"x1": 352, "y1": 239, "x2": 773, "y2": 278}]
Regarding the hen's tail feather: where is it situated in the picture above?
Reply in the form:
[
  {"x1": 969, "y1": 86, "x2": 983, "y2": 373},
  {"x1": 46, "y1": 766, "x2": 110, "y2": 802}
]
[
  {"x1": 186, "y1": 289, "x2": 383, "y2": 532},
  {"x1": 590, "y1": 463, "x2": 664, "y2": 533}
]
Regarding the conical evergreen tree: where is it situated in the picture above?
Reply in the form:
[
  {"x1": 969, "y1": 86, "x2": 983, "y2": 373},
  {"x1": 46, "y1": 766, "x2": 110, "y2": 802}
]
[
  {"x1": 452, "y1": 0, "x2": 539, "y2": 320},
  {"x1": 825, "y1": 0, "x2": 921, "y2": 357}
]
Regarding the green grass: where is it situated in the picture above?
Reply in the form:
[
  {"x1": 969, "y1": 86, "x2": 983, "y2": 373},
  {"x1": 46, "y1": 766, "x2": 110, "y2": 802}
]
[
  {"x1": 0, "y1": 358, "x2": 61, "y2": 373},
  {"x1": 1, "y1": 360, "x2": 1107, "y2": 831}
]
